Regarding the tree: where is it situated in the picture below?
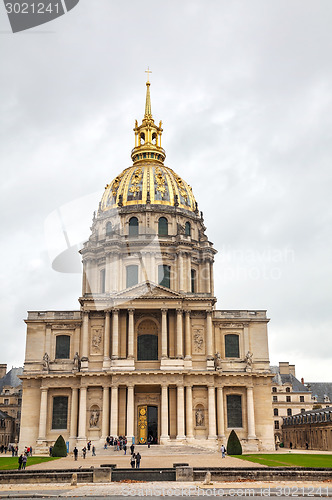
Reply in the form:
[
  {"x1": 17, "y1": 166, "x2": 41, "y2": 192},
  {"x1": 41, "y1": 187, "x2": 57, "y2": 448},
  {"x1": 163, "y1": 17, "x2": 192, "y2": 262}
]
[
  {"x1": 226, "y1": 430, "x2": 242, "y2": 455},
  {"x1": 51, "y1": 435, "x2": 67, "y2": 457}
]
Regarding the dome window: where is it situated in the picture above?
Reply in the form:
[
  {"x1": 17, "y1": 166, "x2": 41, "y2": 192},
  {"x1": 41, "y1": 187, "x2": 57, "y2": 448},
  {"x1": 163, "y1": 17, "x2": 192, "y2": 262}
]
[
  {"x1": 225, "y1": 334, "x2": 240, "y2": 358},
  {"x1": 152, "y1": 132, "x2": 157, "y2": 145},
  {"x1": 126, "y1": 265, "x2": 138, "y2": 288},
  {"x1": 55, "y1": 335, "x2": 70, "y2": 359},
  {"x1": 185, "y1": 222, "x2": 191, "y2": 236},
  {"x1": 140, "y1": 132, "x2": 145, "y2": 145},
  {"x1": 158, "y1": 217, "x2": 168, "y2": 236},
  {"x1": 158, "y1": 264, "x2": 170, "y2": 288},
  {"x1": 129, "y1": 217, "x2": 139, "y2": 236},
  {"x1": 100, "y1": 269, "x2": 106, "y2": 293},
  {"x1": 106, "y1": 222, "x2": 113, "y2": 237}
]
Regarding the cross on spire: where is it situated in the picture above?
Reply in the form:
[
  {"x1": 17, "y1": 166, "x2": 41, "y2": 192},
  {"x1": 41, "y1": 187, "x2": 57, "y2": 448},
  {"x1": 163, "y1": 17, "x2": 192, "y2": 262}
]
[{"x1": 145, "y1": 66, "x2": 152, "y2": 83}]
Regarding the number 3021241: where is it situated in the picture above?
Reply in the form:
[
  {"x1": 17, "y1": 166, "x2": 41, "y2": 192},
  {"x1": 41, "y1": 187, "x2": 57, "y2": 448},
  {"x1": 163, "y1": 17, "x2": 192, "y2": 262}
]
[{"x1": 5, "y1": 3, "x2": 60, "y2": 14}]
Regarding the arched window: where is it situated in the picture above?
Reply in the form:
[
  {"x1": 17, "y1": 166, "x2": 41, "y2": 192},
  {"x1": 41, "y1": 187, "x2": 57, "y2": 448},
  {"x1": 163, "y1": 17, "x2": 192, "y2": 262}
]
[
  {"x1": 272, "y1": 387, "x2": 277, "y2": 393},
  {"x1": 185, "y1": 222, "x2": 191, "y2": 236},
  {"x1": 126, "y1": 265, "x2": 138, "y2": 288},
  {"x1": 286, "y1": 387, "x2": 291, "y2": 393},
  {"x1": 191, "y1": 269, "x2": 196, "y2": 293},
  {"x1": 226, "y1": 395, "x2": 242, "y2": 428},
  {"x1": 106, "y1": 222, "x2": 113, "y2": 236},
  {"x1": 224, "y1": 334, "x2": 239, "y2": 358},
  {"x1": 100, "y1": 269, "x2": 105, "y2": 293},
  {"x1": 52, "y1": 396, "x2": 68, "y2": 429},
  {"x1": 55, "y1": 335, "x2": 70, "y2": 359},
  {"x1": 158, "y1": 265, "x2": 170, "y2": 288},
  {"x1": 129, "y1": 217, "x2": 139, "y2": 236},
  {"x1": 137, "y1": 319, "x2": 158, "y2": 361},
  {"x1": 274, "y1": 408, "x2": 279, "y2": 416},
  {"x1": 158, "y1": 217, "x2": 168, "y2": 236}
]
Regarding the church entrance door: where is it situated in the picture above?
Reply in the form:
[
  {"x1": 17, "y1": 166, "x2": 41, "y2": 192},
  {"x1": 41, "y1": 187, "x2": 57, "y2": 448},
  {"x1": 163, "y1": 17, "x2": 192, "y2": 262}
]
[{"x1": 137, "y1": 405, "x2": 158, "y2": 444}]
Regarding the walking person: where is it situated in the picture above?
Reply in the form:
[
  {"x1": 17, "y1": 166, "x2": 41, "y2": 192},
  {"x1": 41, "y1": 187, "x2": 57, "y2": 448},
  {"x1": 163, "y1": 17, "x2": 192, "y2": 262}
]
[
  {"x1": 82, "y1": 447, "x2": 86, "y2": 459},
  {"x1": 130, "y1": 453, "x2": 136, "y2": 469},
  {"x1": 135, "y1": 452, "x2": 141, "y2": 469},
  {"x1": 18, "y1": 454, "x2": 23, "y2": 470},
  {"x1": 73, "y1": 447, "x2": 78, "y2": 461},
  {"x1": 22, "y1": 454, "x2": 27, "y2": 470},
  {"x1": 130, "y1": 443, "x2": 135, "y2": 455},
  {"x1": 220, "y1": 444, "x2": 226, "y2": 458},
  {"x1": 92, "y1": 445, "x2": 96, "y2": 456},
  {"x1": 123, "y1": 443, "x2": 127, "y2": 455}
]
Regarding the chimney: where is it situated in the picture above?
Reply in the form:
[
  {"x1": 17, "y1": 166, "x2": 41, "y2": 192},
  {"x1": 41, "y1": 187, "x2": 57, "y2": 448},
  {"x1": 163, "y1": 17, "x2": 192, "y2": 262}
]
[
  {"x1": 279, "y1": 362, "x2": 290, "y2": 375},
  {"x1": 0, "y1": 364, "x2": 7, "y2": 379},
  {"x1": 301, "y1": 377, "x2": 304, "y2": 385},
  {"x1": 289, "y1": 365, "x2": 296, "y2": 377}
]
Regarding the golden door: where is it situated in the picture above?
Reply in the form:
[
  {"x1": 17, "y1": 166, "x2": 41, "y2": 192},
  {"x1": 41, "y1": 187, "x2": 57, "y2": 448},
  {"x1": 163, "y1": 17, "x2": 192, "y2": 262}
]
[{"x1": 137, "y1": 405, "x2": 148, "y2": 444}]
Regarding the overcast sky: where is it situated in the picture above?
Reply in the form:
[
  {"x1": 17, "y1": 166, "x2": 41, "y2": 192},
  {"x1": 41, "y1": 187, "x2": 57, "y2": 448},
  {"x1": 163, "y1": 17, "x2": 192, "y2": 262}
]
[{"x1": 1, "y1": 0, "x2": 331, "y2": 382}]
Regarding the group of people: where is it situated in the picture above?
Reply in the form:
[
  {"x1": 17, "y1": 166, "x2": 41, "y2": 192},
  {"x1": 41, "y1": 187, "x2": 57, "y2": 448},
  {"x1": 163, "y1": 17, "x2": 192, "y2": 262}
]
[
  {"x1": 104, "y1": 435, "x2": 127, "y2": 453},
  {"x1": 0, "y1": 444, "x2": 19, "y2": 455},
  {"x1": 18, "y1": 453, "x2": 28, "y2": 470},
  {"x1": 72, "y1": 441, "x2": 96, "y2": 460}
]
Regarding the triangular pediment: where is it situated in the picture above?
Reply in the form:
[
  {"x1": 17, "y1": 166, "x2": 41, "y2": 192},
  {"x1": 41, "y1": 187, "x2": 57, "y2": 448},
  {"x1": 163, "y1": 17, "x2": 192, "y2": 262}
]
[{"x1": 114, "y1": 282, "x2": 182, "y2": 299}]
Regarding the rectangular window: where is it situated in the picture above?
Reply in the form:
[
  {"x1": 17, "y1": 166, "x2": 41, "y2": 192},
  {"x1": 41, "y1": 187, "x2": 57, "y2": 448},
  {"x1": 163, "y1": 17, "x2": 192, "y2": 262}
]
[
  {"x1": 55, "y1": 335, "x2": 70, "y2": 359},
  {"x1": 300, "y1": 396, "x2": 304, "y2": 402},
  {"x1": 4, "y1": 399, "x2": 9, "y2": 405},
  {"x1": 286, "y1": 395, "x2": 291, "y2": 402},
  {"x1": 287, "y1": 408, "x2": 292, "y2": 416},
  {"x1": 191, "y1": 269, "x2": 196, "y2": 293},
  {"x1": 225, "y1": 334, "x2": 240, "y2": 358},
  {"x1": 52, "y1": 396, "x2": 68, "y2": 429},
  {"x1": 158, "y1": 265, "x2": 170, "y2": 288},
  {"x1": 274, "y1": 420, "x2": 279, "y2": 429},
  {"x1": 226, "y1": 394, "x2": 242, "y2": 428},
  {"x1": 273, "y1": 395, "x2": 278, "y2": 402},
  {"x1": 126, "y1": 265, "x2": 138, "y2": 288}
]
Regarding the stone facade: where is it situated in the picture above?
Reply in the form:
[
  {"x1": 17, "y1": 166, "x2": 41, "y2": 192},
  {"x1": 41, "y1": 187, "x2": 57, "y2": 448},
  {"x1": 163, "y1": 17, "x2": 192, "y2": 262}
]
[{"x1": 19, "y1": 80, "x2": 275, "y2": 453}]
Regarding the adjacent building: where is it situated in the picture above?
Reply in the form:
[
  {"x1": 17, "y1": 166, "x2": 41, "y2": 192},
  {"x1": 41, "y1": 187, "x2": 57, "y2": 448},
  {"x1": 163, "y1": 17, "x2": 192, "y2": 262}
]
[
  {"x1": 283, "y1": 406, "x2": 332, "y2": 450},
  {"x1": 305, "y1": 382, "x2": 332, "y2": 408},
  {"x1": 0, "y1": 365, "x2": 23, "y2": 443},
  {"x1": 270, "y1": 362, "x2": 312, "y2": 444},
  {"x1": 19, "y1": 79, "x2": 275, "y2": 453}
]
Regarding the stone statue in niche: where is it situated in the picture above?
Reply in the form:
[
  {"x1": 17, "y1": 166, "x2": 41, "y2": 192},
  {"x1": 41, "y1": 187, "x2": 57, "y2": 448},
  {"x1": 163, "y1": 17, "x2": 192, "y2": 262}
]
[
  {"x1": 245, "y1": 351, "x2": 253, "y2": 372},
  {"x1": 195, "y1": 408, "x2": 205, "y2": 427},
  {"x1": 42, "y1": 352, "x2": 49, "y2": 371},
  {"x1": 214, "y1": 352, "x2": 222, "y2": 370},
  {"x1": 89, "y1": 410, "x2": 100, "y2": 428},
  {"x1": 73, "y1": 352, "x2": 81, "y2": 371}
]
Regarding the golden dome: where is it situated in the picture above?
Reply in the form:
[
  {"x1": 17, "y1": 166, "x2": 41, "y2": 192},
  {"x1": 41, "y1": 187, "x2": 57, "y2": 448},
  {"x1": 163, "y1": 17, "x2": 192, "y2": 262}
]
[
  {"x1": 100, "y1": 163, "x2": 197, "y2": 213},
  {"x1": 100, "y1": 74, "x2": 197, "y2": 213}
]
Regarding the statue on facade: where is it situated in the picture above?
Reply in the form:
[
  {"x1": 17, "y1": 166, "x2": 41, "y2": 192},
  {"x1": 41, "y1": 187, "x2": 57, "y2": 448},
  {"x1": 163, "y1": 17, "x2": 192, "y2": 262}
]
[
  {"x1": 42, "y1": 352, "x2": 50, "y2": 371},
  {"x1": 195, "y1": 408, "x2": 205, "y2": 427},
  {"x1": 89, "y1": 410, "x2": 100, "y2": 428},
  {"x1": 245, "y1": 351, "x2": 253, "y2": 372},
  {"x1": 214, "y1": 352, "x2": 222, "y2": 370},
  {"x1": 73, "y1": 352, "x2": 81, "y2": 371}
]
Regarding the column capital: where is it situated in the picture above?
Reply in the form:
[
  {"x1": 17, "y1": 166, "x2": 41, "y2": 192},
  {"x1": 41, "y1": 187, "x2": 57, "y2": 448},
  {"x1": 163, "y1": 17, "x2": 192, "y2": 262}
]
[
  {"x1": 176, "y1": 309, "x2": 183, "y2": 314},
  {"x1": 128, "y1": 308, "x2": 135, "y2": 314},
  {"x1": 40, "y1": 386, "x2": 48, "y2": 392},
  {"x1": 113, "y1": 308, "x2": 119, "y2": 313},
  {"x1": 126, "y1": 384, "x2": 134, "y2": 389},
  {"x1": 161, "y1": 308, "x2": 168, "y2": 314},
  {"x1": 185, "y1": 310, "x2": 191, "y2": 316},
  {"x1": 206, "y1": 310, "x2": 212, "y2": 316}
]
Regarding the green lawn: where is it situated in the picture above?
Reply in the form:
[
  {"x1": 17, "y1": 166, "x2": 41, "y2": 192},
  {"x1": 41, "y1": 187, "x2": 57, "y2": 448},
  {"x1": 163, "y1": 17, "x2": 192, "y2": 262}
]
[
  {"x1": 234, "y1": 454, "x2": 332, "y2": 468},
  {"x1": 0, "y1": 456, "x2": 59, "y2": 470}
]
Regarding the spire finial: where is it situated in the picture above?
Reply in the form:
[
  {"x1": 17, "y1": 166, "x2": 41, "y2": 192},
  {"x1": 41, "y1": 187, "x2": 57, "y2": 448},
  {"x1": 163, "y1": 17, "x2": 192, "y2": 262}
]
[{"x1": 144, "y1": 67, "x2": 152, "y2": 118}]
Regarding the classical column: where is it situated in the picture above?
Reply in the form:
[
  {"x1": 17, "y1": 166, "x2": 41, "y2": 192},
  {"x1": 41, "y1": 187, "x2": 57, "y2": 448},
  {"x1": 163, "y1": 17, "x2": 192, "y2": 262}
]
[
  {"x1": 247, "y1": 386, "x2": 256, "y2": 438},
  {"x1": 176, "y1": 309, "x2": 183, "y2": 359},
  {"x1": 78, "y1": 387, "x2": 87, "y2": 439},
  {"x1": 208, "y1": 386, "x2": 217, "y2": 439},
  {"x1": 81, "y1": 312, "x2": 89, "y2": 360},
  {"x1": 204, "y1": 260, "x2": 211, "y2": 293},
  {"x1": 128, "y1": 309, "x2": 135, "y2": 359},
  {"x1": 70, "y1": 388, "x2": 78, "y2": 438},
  {"x1": 178, "y1": 252, "x2": 184, "y2": 292},
  {"x1": 110, "y1": 385, "x2": 118, "y2": 436},
  {"x1": 38, "y1": 388, "x2": 48, "y2": 440},
  {"x1": 160, "y1": 385, "x2": 169, "y2": 439},
  {"x1": 176, "y1": 385, "x2": 185, "y2": 440},
  {"x1": 206, "y1": 311, "x2": 213, "y2": 359},
  {"x1": 101, "y1": 386, "x2": 109, "y2": 438},
  {"x1": 185, "y1": 385, "x2": 194, "y2": 438},
  {"x1": 217, "y1": 387, "x2": 225, "y2": 438},
  {"x1": 111, "y1": 309, "x2": 119, "y2": 359},
  {"x1": 210, "y1": 261, "x2": 214, "y2": 296},
  {"x1": 126, "y1": 385, "x2": 134, "y2": 439},
  {"x1": 103, "y1": 311, "x2": 111, "y2": 362},
  {"x1": 185, "y1": 311, "x2": 192, "y2": 359},
  {"x1": 105, "y1": 255, "x2": 111, "y2": 293},
  {"x1": 186, "y1": 253, "x2": 192, "y2": 292},
  {"x1": 161, "y1": 309, "x2": 168, "y2": 358}
]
